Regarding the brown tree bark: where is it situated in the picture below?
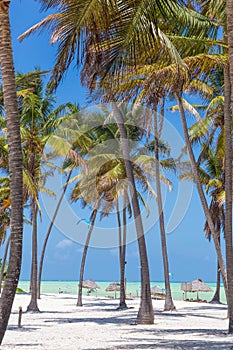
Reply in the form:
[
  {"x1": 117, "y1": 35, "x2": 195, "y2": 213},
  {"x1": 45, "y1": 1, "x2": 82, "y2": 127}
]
[
  {"x1": 224, "y1": 4, "x2": 233, "y2": 331},
  {"x1": 27, "y1": 200, "x2": 40, "y2": 312},
  {"x1": 117, "y1": 198, "x2": 127, "y2": 309},
  {"x1": 77, "y1": 199, "x2": 99, "y2": 306},
  {"x1": 0, "y1": 1, "x2": 24, "y2": 343},
  {"x1": 0, "y1": 233, "x2": 11, "y2": 294}
]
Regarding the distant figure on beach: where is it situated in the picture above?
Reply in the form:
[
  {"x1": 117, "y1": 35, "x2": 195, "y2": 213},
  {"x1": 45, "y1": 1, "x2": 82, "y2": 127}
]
[{"x1": 58, "y1": 288, "x2": 63, "y2": 294}]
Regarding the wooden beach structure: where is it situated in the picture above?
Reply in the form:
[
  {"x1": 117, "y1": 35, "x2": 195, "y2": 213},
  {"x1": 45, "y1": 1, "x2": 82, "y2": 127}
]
[
  {"x1": 181, "y1": 278, "x2": 213, "y2": 301},
  {"x1": 105, "y1": 282, "x2": 121, "y2": 298},
  {"x1": 150, "y1": 285, "x2": 165, "y2": 299},
  {"x1": 82, "y1": 279, "x2": 100, "y2": 296}
]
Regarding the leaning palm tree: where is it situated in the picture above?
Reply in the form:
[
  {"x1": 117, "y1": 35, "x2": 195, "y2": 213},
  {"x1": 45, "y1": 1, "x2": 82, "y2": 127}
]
[
  {"x1": 37, "y1": 168, "x2": 73, "y2": 299},
  {"x1": 75, "y1": 199, "x2": 100, "y2": 307},
  {"x1": 37, "y1": 103, "x2": 91, "y2": 299},
  {"x1": 0, "y1": 1, "x2": 23, "y2": 343},
  {"x1": 181, "y1": 146, "x2": 225, "y2": 303},
  {"x1": 187, "y1": 67, "x2": 226, "y2": 303}
]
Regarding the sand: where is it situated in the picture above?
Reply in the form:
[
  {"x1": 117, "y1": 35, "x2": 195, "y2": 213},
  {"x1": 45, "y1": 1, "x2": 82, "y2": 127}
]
[{"x1": 1, "y1": 293, "x2": 233, "y2": 350}]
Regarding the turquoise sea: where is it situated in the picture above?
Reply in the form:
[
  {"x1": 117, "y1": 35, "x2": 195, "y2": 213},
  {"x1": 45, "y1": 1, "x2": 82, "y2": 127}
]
[{"x1": 18, "y1": 281, "x2": 227, "y2": 303}]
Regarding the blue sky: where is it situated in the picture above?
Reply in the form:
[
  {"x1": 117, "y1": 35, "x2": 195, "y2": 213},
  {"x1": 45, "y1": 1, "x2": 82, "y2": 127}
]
[{"x1": 0, "y1": 1, "x2": 221, "y2": 283}]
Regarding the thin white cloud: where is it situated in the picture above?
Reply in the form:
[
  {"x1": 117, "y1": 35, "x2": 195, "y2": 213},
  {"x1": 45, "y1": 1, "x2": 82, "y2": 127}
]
[
  {"x1": 55, "y1": 239, "x2": 73, "y2": 249},
  {"x1": 110, "y1": 248, "x2": 119, "y2": 256},
  {"x1": 76, "y1": 247, "x2": 84, "y2": 253},
  {"x1": 54, "y1": 252, "x2": 71, "y2": 261}
]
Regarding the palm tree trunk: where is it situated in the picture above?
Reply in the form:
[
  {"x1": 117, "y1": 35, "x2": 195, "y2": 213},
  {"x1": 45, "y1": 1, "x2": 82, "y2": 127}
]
[
  {"x1": 37, "y1": 169, "x2": 72, "y2": 299},
  {"x1": 154, "y1": 109, "x2": 175, "y2": 311},
  {"x1": 210, "y1": 263, "x2": 221, "y2": 304},
  {"x1": 111, "y1": 101, "x2": 154, "y2": 324},
  {"x1": 0, "y1": 2, "x2": 24, "y2": 344},
  {"x1": 117, "y1": 198, "x2": 127, "y2": 309},
  {"x1": 223, "y1": 10, "x2": 233, "y2": 330},
  {"x1": 176, "y1": 93, "x2": 228, "y2": 295},
  {"x1": 77, "y1": 199, "x2": 99, "y2": 306},
  {"x1": 209, "y1": 233, "x2": 221, "y2": 304},
  {"x1": 0, "y1": 233, "x2": 11, "y2": 294},
  {"x1": 27, "y1": 200, "x2": 40, "y2": 312}
]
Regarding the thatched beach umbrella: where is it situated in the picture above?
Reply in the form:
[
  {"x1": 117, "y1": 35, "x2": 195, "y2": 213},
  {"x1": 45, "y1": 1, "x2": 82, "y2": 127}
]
[
  {"x1": 82, "y1": 279, "x2": 100, "y2": 289},
  {"x1": 105, "y1": 282, "x2": 120, "y2": 298},
  {"x1": 81, "y1": 279, "x2": 100, "y2": 296},
  {"x1": 150, "y1": 285, "x2": 165, "y2": 299},
  {"x1": 181, "y1": 278, "x2": 213, "y2": 301}
]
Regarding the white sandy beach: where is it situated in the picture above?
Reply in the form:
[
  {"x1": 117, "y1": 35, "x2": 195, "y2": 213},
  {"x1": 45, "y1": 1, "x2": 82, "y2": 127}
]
[{"x1": 2, "y1": 294, "x2": 233, "y2": 350}]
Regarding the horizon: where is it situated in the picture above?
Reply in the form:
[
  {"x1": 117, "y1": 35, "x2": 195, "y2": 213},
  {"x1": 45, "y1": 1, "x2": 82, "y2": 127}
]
[{"x1": 19, "y1": 279, "x2": 220, "y2": 284}]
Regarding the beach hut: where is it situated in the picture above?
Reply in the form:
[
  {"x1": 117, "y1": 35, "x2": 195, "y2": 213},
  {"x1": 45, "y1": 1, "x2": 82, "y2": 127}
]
[
  {"x1": 105, "y1": 282, "x2": 120, "y2": 298},
  {"x1": 150, "y1": 285, "x2": 165, "y2": 299},
  {"x1": 82, "y1": 279, "x2": 100, "y2": 296},
  {"x1": 181, "y1": 278, "x2": 213, "y2": 301}
]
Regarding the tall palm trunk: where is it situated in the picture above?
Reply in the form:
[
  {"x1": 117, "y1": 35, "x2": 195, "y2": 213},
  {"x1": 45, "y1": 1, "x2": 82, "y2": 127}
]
[
  {"x1": 27, "y1": 199, "x2": 39, "y2": 312},
  {"x1": 111, "y1": 101, "x2": 154, "y2": 324},
  {"x1": 37, "y1": 170, "x2": 72, "y2": 299},
  {"x1": 0, "y1": 233, "x2": 11, "y2": 294},
  {"x1": 117, "y1": 198, "x2": 127, "y2": 309},
  {"x1": 77, "y1": 199, "x2": 99, "y2": 306},
  {"x1": 223, "y1": 7, "x2": 233, "y2": 330},
  {"x1": 176, "y1": 93, "x2": 228, "y2": 295},
  {"x1": 154, "y1": 109, "x2": 175, "y2": 311},
  {"x1": 0, "y1": 1, "x2": 24, "y2": 343},
  {"x1": 210, "y1": 262, "x2": 221, "y2": 304}
]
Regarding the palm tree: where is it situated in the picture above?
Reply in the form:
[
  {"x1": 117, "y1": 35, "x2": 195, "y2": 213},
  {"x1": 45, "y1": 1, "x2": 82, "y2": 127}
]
[
  {"x1": 112, "y1": 30, "x2": 227, "y2": 294},
  {"x1": 37, "y1": 169, "x2": 73, "y2": 299},
  {"x1": 0, "y1": 1, "x2": 23, "y2": 343},
  {"x1": 71, "y1": 111, "x2": 154, "y2": 310},
  {"x1": 76, "y1": 200, "x2": 100, "y2": 307},
  {"x1": 17, "y1": 72, "x2": 73, "y2": 311},
  {"x1": 19, "y1": 78, "x2": 52, "y2": 312},
  {"x1": 184, "y1": 67, "x2": 226, "y2": 303},
  {"x1": 175, "y1": 93, "x2": 227, "y2": 291},
  {"x1": 112, "y1": 54, "x2": 228, "y2": 305},
  {"x1": 116, "y1": 194, "x2": 128, "y2": 309},
  {"x1": 192, "y1": 148, "x2": 225, "y2": 303},
  {"x1": 111, "y1": 102, "x2": 154, "y2": 323},
  {"x1": 225, "y1": 0, "x2": 233, "y2": 333},
  {"x1": 37, "y1": 103, "x2": 90, "y2": 299},
  {"x1": 0, "y1": 233, "x2": 11, "y2": 293},
  {"x1": 153, "y1": 103, "x2": 175, "y2": 311},
  {"x1": 195, "y1": 0, "x2": 233, "y2": 330}
]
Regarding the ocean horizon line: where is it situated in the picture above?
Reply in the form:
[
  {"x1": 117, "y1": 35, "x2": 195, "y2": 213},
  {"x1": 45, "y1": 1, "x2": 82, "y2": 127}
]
[{"x1": 19, "y1": 279, "x2": 219, "y2": 284}]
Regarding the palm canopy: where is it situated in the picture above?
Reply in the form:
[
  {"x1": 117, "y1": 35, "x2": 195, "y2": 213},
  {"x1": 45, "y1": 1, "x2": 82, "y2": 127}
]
[
  {"x1": 69, "y1": 104, "x2": 174, "y2": 219},
  {"x1": 19, "y1": 0, "x2": 216, "y2": 89},
  {"x1": 0, "y1": 69, "x2": 79, "y2": 213}
]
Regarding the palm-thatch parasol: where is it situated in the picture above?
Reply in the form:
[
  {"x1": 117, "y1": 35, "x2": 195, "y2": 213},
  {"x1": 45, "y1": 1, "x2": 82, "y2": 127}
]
[
  {"x1": 105, "y1": 282, "x2": 120, "y2": 298},
  {"x1": 150, "y1": 285, "x2": 165, "y2": 299},
  {"x1": 81, "y1": 279, "x2": 100, "y2": 296},
  {"x1": 181, "y1": 278, "x2": 213, "y2": 301}
]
